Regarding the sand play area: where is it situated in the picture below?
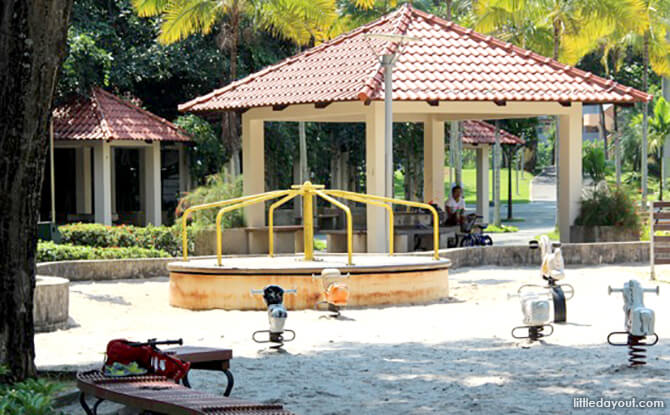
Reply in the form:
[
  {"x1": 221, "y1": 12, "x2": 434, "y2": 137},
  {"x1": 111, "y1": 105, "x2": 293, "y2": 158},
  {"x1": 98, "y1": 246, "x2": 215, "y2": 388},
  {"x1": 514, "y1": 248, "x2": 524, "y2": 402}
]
[{"x1": 37, "y1": 263, "x2": 670, "y2": 414}]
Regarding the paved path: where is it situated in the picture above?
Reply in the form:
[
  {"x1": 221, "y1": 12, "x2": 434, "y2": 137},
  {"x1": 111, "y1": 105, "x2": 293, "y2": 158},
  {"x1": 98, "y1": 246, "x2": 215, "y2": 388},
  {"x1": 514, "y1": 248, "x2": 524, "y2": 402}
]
[{"x1": 490, "y1": 167, "x2": 557, "y2": 245}]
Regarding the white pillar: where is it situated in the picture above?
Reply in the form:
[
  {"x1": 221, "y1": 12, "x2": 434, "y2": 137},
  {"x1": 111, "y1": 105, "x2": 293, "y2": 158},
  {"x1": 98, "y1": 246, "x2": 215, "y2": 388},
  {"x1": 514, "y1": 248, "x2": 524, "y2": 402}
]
[
  {"x1": 75, "y1": 146, "x2": 92, "y2": 214},
  {"x1": 242, "y1": 114, "x2": 265, "y2": 226},
  {"x1": 476, "y1": 146, "x2": 490, "y2": 223},
  {"x1": 178, "y1": 143, "x2": 191, "y2": 194},
  {"x1": 423, "y1": 117, "x2": 445, "y2": 204},
  {"x1": 143, "y1": 142, "x2": 162, "y2": 226},
  {"x1": 93, "y1": 141, "x2": 112, "y2": 225},
  {"x1": 365, "y1": 102, "x2": 387, "y2": 252},
  {"x1": 558, "y1": 103, "x2": 583, "y2": 242}
]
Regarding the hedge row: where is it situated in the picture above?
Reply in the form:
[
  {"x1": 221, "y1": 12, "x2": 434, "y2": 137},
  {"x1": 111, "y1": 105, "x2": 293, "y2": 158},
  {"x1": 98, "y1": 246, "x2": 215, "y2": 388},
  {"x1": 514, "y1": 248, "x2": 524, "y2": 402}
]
[
  {"x1": 37, "y1": 241, "x2": 169, "y2": 262},
  {"x1": 58, "y1": 223, "x2": 181, "y2": 256}
]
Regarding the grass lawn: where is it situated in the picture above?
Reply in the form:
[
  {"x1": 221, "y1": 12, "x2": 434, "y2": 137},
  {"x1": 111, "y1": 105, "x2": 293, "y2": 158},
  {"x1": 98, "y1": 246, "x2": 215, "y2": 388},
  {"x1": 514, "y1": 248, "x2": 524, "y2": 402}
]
[
  {"x1": 394, "y1": 168, "x2": 533, "y2": 205},
  {"x1": 448, "y1": 168, "x2": 533, "y2": 205}
]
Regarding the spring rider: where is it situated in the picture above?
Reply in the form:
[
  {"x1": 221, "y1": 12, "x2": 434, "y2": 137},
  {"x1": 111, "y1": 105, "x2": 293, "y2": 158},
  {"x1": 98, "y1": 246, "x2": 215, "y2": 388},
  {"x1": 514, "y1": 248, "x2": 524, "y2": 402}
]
[
  {"x1": 251, "y1": 285, "x2": 297, "y2": 349},
  {"x1": 607, "y1": 280, "x2": 660, "y2": 366},
  {"x1": 510, "y1": 287, "x2": 554, "y2": 342},
  {"x1": 526, "y1": 236, "x2": 574, "y2": 323},
  {"x1": 313, "y1": 268, "x2": 350, "y2": 317}
]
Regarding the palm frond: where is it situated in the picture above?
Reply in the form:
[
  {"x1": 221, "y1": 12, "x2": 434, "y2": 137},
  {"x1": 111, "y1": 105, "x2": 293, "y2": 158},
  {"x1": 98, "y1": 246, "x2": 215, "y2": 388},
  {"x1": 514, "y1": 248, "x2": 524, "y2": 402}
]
[
  {"x1": 132, "y1": 0, "x2": 171, "y2": 16},
  {"x1": 158, "y1": 0, "x2": 222, "y2": 44}
]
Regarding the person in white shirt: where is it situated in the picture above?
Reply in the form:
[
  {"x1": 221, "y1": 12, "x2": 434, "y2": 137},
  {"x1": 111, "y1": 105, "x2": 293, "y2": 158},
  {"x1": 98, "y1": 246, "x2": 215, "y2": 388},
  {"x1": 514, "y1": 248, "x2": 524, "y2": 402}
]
[{"x1": 445, "y1": 185, "x2": 466, "y2": 226}]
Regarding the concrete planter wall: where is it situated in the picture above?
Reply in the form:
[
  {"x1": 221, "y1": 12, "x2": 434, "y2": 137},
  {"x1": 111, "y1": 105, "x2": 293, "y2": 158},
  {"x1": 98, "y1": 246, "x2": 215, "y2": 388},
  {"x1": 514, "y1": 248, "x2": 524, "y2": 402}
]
[
  {"x1": 36, "y1": 242, "x2": 650, "y2": 282},
  {"x1": 34, "y1": 276, "x2": 69, "y2": 332},
  {"x1": 193, "y1": 228, "x2": 248, "y2": 256},
  {"x1": 36, "y1": 257, "x2": 175, "y2": 281},
  {"x1": 570, "y1": 226, "x2": 640, "y2": 243},
  {"x1": 409, "y1": 241, "x2": 649, "y2": 269}
]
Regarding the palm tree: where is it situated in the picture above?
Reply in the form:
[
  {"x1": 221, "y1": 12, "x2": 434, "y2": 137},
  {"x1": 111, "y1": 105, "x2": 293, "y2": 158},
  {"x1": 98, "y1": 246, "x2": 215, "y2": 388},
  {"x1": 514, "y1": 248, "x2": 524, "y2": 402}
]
[
  {"x1": 132, "y1": 0, "x2": 339, "y2": 175},
  {"x1": 633, "y1": 97, "x2": 670, "y2": 199}
]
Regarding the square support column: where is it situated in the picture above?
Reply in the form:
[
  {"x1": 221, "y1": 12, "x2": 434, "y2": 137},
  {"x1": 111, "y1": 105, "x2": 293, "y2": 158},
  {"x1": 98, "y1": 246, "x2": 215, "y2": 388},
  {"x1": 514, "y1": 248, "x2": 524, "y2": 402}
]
[
  {"x1": 423, "y1": 117, "x2": 445, "y2": 204},
  {"x1": 558, "y1": 103, "x2": 583, "y2": 242},
  {"x1": 144, "y1": 141, "x2": 162, "y2": 226},
  {"x1": 365, "y1": 102, "x2": 388, "y2": 253},
  {"x1": 75, "y1": 146, "x2": 92, "y2": 214},
  {"x1": 93, "y1": 141, "x2": 112, "y2": 225},
  {"x1": 178, "y1": 143, "x2": 191, "y2": 194},
  {"x1": 476, "y1": 146, "x2": 490, "y2": 223},
  {"x1": 242, "y1": 114, "x2": 265, "y2": 226}
]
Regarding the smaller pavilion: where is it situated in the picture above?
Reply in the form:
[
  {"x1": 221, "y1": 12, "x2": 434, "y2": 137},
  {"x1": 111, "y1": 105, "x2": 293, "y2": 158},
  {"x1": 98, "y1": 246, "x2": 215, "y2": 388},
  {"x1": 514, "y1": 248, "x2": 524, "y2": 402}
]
[
  {"x1": 45, "y1": 88, "x2": 191, "y2": 226},
  {"x1": 458, "y1": 120, "x2": 525, "y2": 222}
]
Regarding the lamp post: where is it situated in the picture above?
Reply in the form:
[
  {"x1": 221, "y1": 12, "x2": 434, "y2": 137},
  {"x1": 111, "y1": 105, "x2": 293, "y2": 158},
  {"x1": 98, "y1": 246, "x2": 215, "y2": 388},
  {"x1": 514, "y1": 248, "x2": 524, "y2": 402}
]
[{"x1": 364, "y1": 34, "x2": 419, "y2": 202}]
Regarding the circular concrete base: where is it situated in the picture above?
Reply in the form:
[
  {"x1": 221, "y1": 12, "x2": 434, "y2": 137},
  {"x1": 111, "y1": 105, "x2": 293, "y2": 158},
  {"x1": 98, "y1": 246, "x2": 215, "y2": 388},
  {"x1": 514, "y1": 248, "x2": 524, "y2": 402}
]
[
  {"x1": 34, "y1": 276, "x2": 69, "y2": 332},
  {"x1": 167, "y1": 254, "x2": 451, "y2": 310}
]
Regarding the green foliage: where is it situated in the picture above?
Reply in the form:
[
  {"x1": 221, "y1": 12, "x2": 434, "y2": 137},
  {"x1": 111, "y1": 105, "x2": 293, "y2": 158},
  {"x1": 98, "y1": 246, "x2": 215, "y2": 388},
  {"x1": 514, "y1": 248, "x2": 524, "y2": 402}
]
[
  {"x1": 57, "y1": 0, "x2": 225, "y2": 118},
  {"x1": 37, "y1": 241, "x2": 169, "y2": 262},
  {"x1": 536, "y1": 227, "x2": 560, "y2": 241},
  {"x1": 575, "y1": 185, "x2": 640, "y2": 230},
  {"x1": 582, "y1": 141, "x2": 613, "y2": 183},
  {"x1": 174, "y1": 114, "x2": 226, "y2": 183},
  {"x1": 0, "y1": 375, "x2": 64, "y2": 415},
  {"x1": 58, "y1": 223, "x2": 181, "y2": 256},
  {"x1": 176, "y1": 173, "x2": 244, "y2": 230}
]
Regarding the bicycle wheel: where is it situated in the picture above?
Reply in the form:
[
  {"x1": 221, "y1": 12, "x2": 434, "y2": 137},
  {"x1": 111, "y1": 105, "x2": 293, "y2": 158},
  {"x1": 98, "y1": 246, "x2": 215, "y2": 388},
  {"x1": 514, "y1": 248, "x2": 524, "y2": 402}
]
[
  {"x1": 460, "y1": 236, "x2": 474, "y2": 247},
  {"x1": 481, "y1": 235, "x2": 493, "y2": 246}
]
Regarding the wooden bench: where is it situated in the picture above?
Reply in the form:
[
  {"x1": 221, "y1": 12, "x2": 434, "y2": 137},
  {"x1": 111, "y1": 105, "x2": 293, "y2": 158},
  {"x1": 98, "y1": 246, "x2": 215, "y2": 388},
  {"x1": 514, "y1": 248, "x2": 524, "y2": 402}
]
[
  {"x1": 245, "y1": 225, "x2": 304, "y2": 254},
  {"x1": 166, "y1": 346, "x2": 234, "y2": 396},
  {"x1": 77, "y1": 370, "x2": 295, "y2": 415},
  {"x1": 323, "y1": 226, "x2": 459, "y2": 253}
]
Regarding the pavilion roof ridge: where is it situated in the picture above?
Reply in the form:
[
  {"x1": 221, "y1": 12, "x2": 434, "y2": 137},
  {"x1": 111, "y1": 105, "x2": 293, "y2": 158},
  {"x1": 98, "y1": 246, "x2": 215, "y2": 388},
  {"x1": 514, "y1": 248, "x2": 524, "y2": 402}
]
[{"x1": 179, "y1": 8, "x2": 406, "y2": 112}]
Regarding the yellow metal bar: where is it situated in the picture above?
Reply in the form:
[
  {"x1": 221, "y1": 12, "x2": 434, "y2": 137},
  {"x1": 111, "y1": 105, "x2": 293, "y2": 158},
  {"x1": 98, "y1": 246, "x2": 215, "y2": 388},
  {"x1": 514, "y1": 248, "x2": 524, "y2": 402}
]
[
  {"x1": 215, "y1": 191, "x2": 291, "y2": 266},
  {"x1": 315, "y1": 191, "x2": 353, "y2": 265},
  {"x1": 324, "y1": 189, "x2": 440, "y2": 260},
  {"x1": 180, "y1": 190, "x2": 287, "y2": 261},
  {"x1": 303, "y1": 186, "x2": 315, "y2": 261},
  {"x1": 268, "y1": 191, "x2": 300, "y2": 257},
  {"x1": 325, "y1": 190, "x2": 395, "y2": 255}
]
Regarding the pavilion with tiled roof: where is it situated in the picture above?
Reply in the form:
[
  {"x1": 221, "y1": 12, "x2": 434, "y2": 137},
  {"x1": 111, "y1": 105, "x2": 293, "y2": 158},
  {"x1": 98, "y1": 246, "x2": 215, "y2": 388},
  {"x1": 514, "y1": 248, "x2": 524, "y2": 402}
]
[
  {"x1": 180, "y1": 4, "x2": 649, "y2": 246},
  {"x1": 47, "y1": 88, "x2": 191, "y2": 226}
]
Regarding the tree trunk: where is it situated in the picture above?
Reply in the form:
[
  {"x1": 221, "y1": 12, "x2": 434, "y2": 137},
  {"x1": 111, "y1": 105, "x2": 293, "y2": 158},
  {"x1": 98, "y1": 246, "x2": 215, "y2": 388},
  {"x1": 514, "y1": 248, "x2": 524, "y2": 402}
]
[
  {"x1": 600, "y1": 104, "x2": 608, "y2": 160},
  {"x1": 642, "y1": 32, "x2": 649, "y2": 202},
  {"x1": 446, "y1": 0, "x2": 453, "y2": 21},
  {"x1": 220, "y1": 9, "x2": 241, "y2": 177},
  {"x1": 553, "y1": 20, "x2": 561, "y2": 227},
  {"x1": 0, "y1": 0, "x2": 73, "y2": 382}
]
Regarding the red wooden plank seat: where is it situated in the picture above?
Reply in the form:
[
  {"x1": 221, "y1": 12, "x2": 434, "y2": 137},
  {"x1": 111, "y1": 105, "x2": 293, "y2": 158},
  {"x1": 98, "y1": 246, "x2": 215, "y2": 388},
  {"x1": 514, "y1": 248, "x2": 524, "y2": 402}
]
[{"x1": 76, "y1": 370, "x2": 295, "y2": 415}]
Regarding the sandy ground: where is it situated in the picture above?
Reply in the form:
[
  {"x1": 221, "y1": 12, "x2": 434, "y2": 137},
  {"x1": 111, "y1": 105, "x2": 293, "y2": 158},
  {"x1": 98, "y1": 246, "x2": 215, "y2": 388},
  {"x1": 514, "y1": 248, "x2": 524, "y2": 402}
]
[{"x1": 39, "y1": 264, "x2": 670, "y2": 414}]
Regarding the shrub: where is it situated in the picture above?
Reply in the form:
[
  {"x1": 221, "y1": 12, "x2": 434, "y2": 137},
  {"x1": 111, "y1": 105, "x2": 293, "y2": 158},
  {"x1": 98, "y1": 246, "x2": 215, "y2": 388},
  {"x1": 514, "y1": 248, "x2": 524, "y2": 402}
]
[
  {"x1": 175, "y1": 173, "x2": 244, "y2": 231},
  {"x1": 58, "y1": 223, "x2": 181, "y2": 256},
  {"x1": 37, "y1": 241, "x2": 169, "y2": 262},
  {"x1": 574, "y1": 185, "x2": 640, "y2": 230},
  {"x1": 582, "y1": 141, "x2": 613, "y2": 183},
  {"x1": 0, "y1": 368, "x2": 63, "y2": 415}
]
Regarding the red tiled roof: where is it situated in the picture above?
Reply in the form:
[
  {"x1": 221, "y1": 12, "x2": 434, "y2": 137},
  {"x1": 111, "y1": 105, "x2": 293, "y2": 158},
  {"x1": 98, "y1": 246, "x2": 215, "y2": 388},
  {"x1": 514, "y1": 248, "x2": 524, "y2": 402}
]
[
  {"x1": 180, "y1": 4, "x2": 650, "y2": 113},
  {"x1": 54, "y1": 88, "x2": 190, "y2": 142},
  {"x1": 462, "y1": 120, "x2": 525, "y2": 146}
]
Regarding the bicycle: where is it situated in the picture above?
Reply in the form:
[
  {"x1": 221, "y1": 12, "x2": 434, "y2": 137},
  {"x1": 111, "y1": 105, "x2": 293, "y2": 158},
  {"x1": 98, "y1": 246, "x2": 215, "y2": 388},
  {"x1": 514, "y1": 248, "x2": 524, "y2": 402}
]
[{"x1": 456, "y1": 214, "x2": 493, "y2": 247}]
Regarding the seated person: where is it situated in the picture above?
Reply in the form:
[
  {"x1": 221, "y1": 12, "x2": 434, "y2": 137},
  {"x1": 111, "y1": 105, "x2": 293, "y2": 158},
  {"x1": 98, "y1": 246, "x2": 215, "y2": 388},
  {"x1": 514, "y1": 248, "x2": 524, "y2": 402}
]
[{"x1": 445, "y1": 185, "x2": 466, "y2": 226}]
